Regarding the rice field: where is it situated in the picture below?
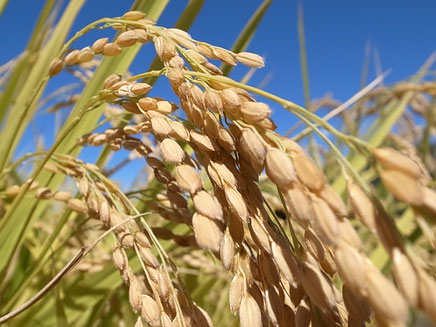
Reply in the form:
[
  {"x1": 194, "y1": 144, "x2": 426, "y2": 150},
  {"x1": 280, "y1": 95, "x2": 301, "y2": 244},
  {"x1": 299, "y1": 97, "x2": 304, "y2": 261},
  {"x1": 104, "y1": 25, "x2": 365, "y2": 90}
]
[{"x1": 0, "y1": 1, "x2": 435, "y2": 326}]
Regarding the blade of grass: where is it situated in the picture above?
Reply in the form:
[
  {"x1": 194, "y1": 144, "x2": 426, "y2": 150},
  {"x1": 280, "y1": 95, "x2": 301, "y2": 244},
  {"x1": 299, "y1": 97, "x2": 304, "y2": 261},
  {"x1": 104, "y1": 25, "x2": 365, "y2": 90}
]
[
  {"x1": 360, "y1": 40, "x2": 371, "y2": 90},
  {"x1": 0, "y1": 0, "x2": 85, "y2": 172},
  {"x1": 0, "y1": 0, "x2": 58, "y2": 123},
  {"x1": 0, "y1": 0, "x2": 170, "y2": 312},
  {"x1": 0, "y1": 0, "x2": 9, "y2": 17},
  {"x1": 297, "y1": 3, "x2": 310, "y2": 109},
  {"x1": 296, "y1": 3, "x2": 320, "y2": 166}
]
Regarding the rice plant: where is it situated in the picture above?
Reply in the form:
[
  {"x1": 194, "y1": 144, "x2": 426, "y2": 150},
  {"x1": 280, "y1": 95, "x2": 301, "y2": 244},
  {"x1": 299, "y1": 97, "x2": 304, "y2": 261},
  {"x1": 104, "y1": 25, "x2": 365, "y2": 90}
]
[{"x1": 0, "y1": 1, "x2": 435, "y2": 326}]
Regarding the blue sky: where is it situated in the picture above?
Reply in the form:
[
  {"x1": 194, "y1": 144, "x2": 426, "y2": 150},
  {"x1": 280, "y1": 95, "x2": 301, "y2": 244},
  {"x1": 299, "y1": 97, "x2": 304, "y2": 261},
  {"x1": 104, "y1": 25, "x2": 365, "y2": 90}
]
[{"x1": 1, "y1": 0, "x2": 436, "y2": 185}]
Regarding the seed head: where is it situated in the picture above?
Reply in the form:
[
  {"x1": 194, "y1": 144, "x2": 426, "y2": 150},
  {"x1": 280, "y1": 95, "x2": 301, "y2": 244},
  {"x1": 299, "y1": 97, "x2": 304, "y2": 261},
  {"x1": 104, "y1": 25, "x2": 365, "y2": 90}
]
[
  {"x1": 116, "y1": 30, "x2": 138, "y2": 47},
  {"x1": 265, "y1": 147, "x2": 296, "y2": 188},
  {"x1": 91, "y1": 37, "x2": 108, "y2": 54},
  {"x1": 49, "y1": 58, "x2": 64, "y2": 76},
  {"x1": 240, "y1": 101, "x2": 271, "y2": 123},
  {"x1": 64, "y1": 50, "x2": 80, "y2": 65},
  {"x1": 122, "y1": 11, "x2": 145, "y2": 21},
  {"x1": 160, "y1": 138, "x2": 185, "y2": 164},
  {"x1": 175, "y1": 164, "x2": 202, "y2": 194},
  {"x1": 236, "y1": 52, "x2": 265, "y2": 68},
  {"x1": 103, "y1": 43, "x2": 122, "y2": 56}
]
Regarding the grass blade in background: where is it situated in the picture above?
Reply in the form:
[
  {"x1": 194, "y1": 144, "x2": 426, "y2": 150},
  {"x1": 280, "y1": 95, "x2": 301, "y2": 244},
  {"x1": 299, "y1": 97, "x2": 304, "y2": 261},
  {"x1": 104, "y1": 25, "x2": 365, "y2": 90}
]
[
  {"x1": 297, "y1": 4, "x2": 310, "y2": 108},
  {"x1": 0, "y1": 0, "x2": 9, "y2": 16},
  {"x1": 0, "y1": 0, "x2": 58, "y2": 123},
  {"x1": 0, "y1": 0, "x2": 169, "y2": 291},
  {"x1": 0, "y1": 0, "x2": 85, "y2": 172},
  {"x1": 0, "y1": 0, "x2": 85, "y2": 275}
]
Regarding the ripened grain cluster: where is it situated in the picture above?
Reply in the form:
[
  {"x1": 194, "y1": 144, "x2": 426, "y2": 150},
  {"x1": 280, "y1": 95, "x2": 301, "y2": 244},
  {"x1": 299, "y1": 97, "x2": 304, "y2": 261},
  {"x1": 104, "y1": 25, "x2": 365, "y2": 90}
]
[{"x1": 2, "y1": 8, "x2": 436, "y2": 327}]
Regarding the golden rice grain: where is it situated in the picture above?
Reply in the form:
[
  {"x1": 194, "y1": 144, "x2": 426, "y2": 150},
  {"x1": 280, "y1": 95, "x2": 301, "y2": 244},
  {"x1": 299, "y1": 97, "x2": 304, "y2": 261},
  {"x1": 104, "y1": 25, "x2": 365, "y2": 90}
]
[
  {"x1": 169, "y1": 121, "x2": 190, "y2": 141},
  {"x1": 342, "y1": 284, "x2": 371, "y2": 323},
  {"x1": 151, "y1": 115, "x2": 173, "y2": 136},
  {"x1": 364, "y1": 261, "x2": 408, "y2": 325},
  {"x1": 154, "y1": 36, "x2": 177, "y2": 61},
  {"x1": 265, "y1": 147, "x2": 296, "y2": 188},
  {"x1": 298, "y1": 261, "x2": 336, "y2": 310},
  {"x1": 240, "y1": 101, "x2": 271, "y2": 123},
  {"x1": 205, "y1": 88, "x2": 223, "y2": 113},
  {"x1": 122, "y1": 11, "x2": 145, "y2": 21},
  {"x1": 203, "y1": 111, "x2": 220, "y2": 138},
  {"x1": 347, "y1": 181, "x2": 377, "y2": 232},
  {"x1": 265, "y1": 286, "x2": 283, "y2": 325},
  {"x1": 392, "y1": 248, "x2": 418, "y2": 306},
  {"x1": 77, "y1": 47, "x2": 94, "y2": 63},
  {"x1": 193, "y1": 190, "x2": 224, "y2": 222},
  {"x1": 224, "y1": 186, "x2": 248, "y2": 222},
  {"x1": 236, "y1": 52, "x2": 265, "y2": 68},
  {"x1": 64, "y1": 50, "x2": 80, "y2": 65},
  {"x1": 103, "y1": 74, "x2": 122, "y2": 89},
  {"x1": 103, "y1": 43, "x2": 122, "y2": 56},
  {"x1": 5, "y1": 185, "x2": 20, "y2": 197},
  {"x1": 49, "y1": 58, "x2": 64, "y2": 76},
  {"x1": 271, "y1": 241, "x2": 298, "y2": 287},
  {"x1": 190, "y1": 130, "x2": 216, "y2": 152},
  {"x1": 250, "y1": 218, "x2": 271, "y2": 253},
  {"x1": 317, "y1": 184, "x2": 347, "y2": 217},
  {"x1": 310, "y1": 196, "x2": 340, "y2": 246},
  {"x1": 116, "y1": 30, "x2": 138, "y2": 47},
  {"x1": 282, "y1": 184, "x2": 312, "y2": 226},
  {"x1": 239, "y1": 294, "x2": 262, "y2": 327},
  {"x1": 217, "y1": 127, "x2": 236, "y2": 152},
  {"x1": 229, "y1": 274, "x2": 244, "y2": 314},
  {"x1": 131, "y1": 83, "x2": 151, "y2": 95},
  {"x1": 128, "y1": 275, "x2": 143, "y2": 313},
  {"x1": 91, "y1": 37, "x2": 108, "y2": 54},
  {"x1": 295, "y1": 298, "x2": 311, "y2": 327},
  {"x1": 337, "y1": 218, "x2": 362, "y2": 250},
  {"x1": 213, "y1": 48, "x2": 237, "y2": 66},
  {"x1": 333, "y1": 241, "x2": 365, "y2": 293},
  {"x1": 138, "y1": 246, "x2": 160, "y2": 268},
  {"x1": 202, "y1": 61, "x2": 223, "y2": 75},
  {"x1": 112, "y1": 247, "x2": 128, "y2": 271},
  {"x1": 291, "y1": 151, "x2": 326, "y2": 192},
  {"x1": 35, "y1": 187, "x2": 53, "y2": 199},
  {"x1": 238, "y1": 157, "x2": 259, "y2": 181},
  {"x1": 140, "y1": 295, "x2": 160, "y2": 325},
  {"x1": 197, "y1": 42, "x2": 215, "y2": 58},
  {"x1": 220, "y1": 88, "x2": 241, "y2": 113},
  {"x1": 175, "y1": 164, "x2": 202, "y2": 194},
  {"x1": 189, "y1": 84, "x2": 206, "y2": 110},
  {"x1": 220, "y1": 229, "x2": 235, "y2": 270},
  {"x1": 238, "y1": 128, "x2": 266, "y2": 173},
  {"x1": 379, "y1": 169, "x2": 424, "y2": 206},
  {"x1": 160, "y1": 138, "x2": 185, "y2": 164},
  {"x1": 417, "y1": 269, "x2": 436, "y2": 322},
  {"x1": 192, "y1": 212, "x2": 224, "y2": 253},
  {"x1": 53, "y1": 190, "x2": 72, "y2": 202},
  {"x1": 373, "y1": 147, "x2": 421, "y2": 178}
]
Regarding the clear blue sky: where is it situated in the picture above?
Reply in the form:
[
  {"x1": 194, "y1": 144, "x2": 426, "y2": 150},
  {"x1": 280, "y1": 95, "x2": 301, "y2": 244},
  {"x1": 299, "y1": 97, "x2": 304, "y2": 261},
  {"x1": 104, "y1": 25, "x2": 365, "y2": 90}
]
[{"x1": 1, "y1": 0, "x2": 435, "y2": 184}]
